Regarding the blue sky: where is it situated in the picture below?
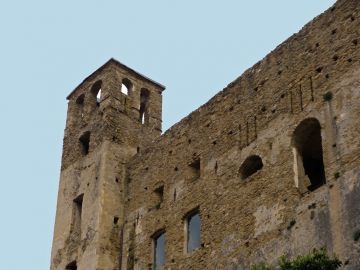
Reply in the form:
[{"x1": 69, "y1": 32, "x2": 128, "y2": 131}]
[{"x1": 0, "y1": 1, "x2": 336, "y2": 269}]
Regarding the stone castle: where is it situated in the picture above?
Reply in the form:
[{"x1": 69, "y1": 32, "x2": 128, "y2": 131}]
[{"x1": 51, "y1": 0, "x2": 360, "y2": 269}]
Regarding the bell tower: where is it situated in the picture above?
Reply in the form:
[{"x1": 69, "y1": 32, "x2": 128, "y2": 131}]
[{"x1": 50, "y1": 59, "x2": 165, "y2": 270}]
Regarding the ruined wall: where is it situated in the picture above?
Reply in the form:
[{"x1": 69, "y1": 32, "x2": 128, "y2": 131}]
[{"x1": 122, "y1": 0, "x2": 360, "y2": 269}]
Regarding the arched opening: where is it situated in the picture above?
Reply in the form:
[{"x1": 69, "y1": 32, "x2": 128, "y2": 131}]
[
  {"x1": 66, "y1": 261, "x2": 77, "y2": 270},
  {"x1": 139, "y1": 88, "x2": 150, "y2": 124},
  {"x1": 292, "y1": 118, "x2": 326, "y2": 192},
  {"x1": 239, "y1": 155, "x2": 263, "y2": 180},
  {"x1": 121, "y1": 78, "x2": 132, "y2": 95},
  {"x1": 91, "y1": 80, "x2": 102, "y2": 106},
  {"x1": 79, "y1": 131, "x2": 90, "y2": 156},
  {"x1": 96, "y1": 89, "x2": 102, "y2": 104},
  {"x1": 76, "y1": 94, "x2": 85, "y2": 105},
  {"x1": 76, "y1": 94, "x2": 85, "y2": 118}
]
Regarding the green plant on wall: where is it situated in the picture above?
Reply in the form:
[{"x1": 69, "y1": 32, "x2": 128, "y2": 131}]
[{"x1": 251, "y1": 249, "x2": 342, "y2": 270}]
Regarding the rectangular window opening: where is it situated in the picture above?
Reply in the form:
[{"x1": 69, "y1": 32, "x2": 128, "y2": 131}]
[
  {"x1": 153, "y1": 230, "x2": 165, "y2": 270},
  {"x1": 139, "y1": 88, "x2": 150, "y2": 125},
  {"x1": 185, "y1": 209, "x2": 201, "y2": 253},
  {"x1": 154, "y1": 186, "x2": 164, "y2": 209},
  {"x1": 79, "y1": 131, "x2": 90, "y2": 156},
  {"x1": 72, "y1": 194, "x2": 84, "y2": 235},
  {"x1": 188, "y1": 157, "x2": 200, "y2": 180}
]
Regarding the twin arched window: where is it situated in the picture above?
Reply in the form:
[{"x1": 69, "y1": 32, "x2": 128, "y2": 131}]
[
  {"x1": 75, "y1": 78, "x2": 149, "y2": 125},
  {"x1": 86, "y1": 78, "x2": 132, "y2": 106}
]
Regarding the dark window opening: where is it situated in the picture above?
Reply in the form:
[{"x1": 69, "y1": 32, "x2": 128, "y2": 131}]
[
  {"x1": 293, "y1": 118, "x2": 326, "y2": 191},
  {"x1": 91, "y1": 80, "x2": 102, "y2": 106},
  {"x1": 154, "y1": 186, "x2": 164, "y2": 209},
  {"x1": 71, "y1": 193, "x2": 83, "y2": 238},
  {"x1": 113, "y1": 216, "x2": 119, "y2": 225},
  {"x1": 74, "y1": 194, "x2": 84, "y2": 219},
  {"x1": 66, "y1": 261, "x2": 77, "y2": 270},
  {"x1": 186, "y1": 210, "x2": 201, "y2": 253},
  {"x1": 79, "y1": 131, "x2": 90, "y2": 156},
  {"x1": 239, "y1": 155, "x2": 263, "y2": 180},
  {"x1": 153, "y1": 230, "x2": 165, "y2": 270},
  {"x1": 121, "y1": 78, "x2": 132, "y2": 95},
  {"x1": 76, "y1": 94, "x2": 85, "y2": 105},
  {"x1": 188, "y1": 157, "x2": 200, "y2": 180},
  {"x1": 139, "y1": 88, "x2": 150, "y2": 124}
]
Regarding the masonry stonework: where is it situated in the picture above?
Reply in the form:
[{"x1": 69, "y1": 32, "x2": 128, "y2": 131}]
[{"x1": 51, "y1": 0, "x2": 360, "y2": 269}]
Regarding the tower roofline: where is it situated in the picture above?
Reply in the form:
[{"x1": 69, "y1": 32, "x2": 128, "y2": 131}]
[{"x1": 67, "y1": 58, "x2": 166, "y2": 100}]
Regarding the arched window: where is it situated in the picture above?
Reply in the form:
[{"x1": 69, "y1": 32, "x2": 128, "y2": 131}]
[
  {"x1": 76, "y1": 94, "x2": 85, "y2": 105},
  {"x1": 239, "y1": 155, "x2": 263, "y2": 180},
  {"x1": 121, "y1": 78, "x2": 132, "y2": 95},
  {"x1": 91, "y1": 80, "x2": 102, "y2": 106},
  {"x1": 139, "y1": 88, "x2": 150, "y2": 124},
  {"x1": 96, "y1": 89, "x2": 102, "y2": 103},
  {"x1": 66, "y1": 261, "x2": 77, "y2": 270},
  {"x1": 76, "y1": 94, "x2": 85, "y2": 118},
  {"x1": 292, "y1": 118, "x2": 326, "y2": 192}
]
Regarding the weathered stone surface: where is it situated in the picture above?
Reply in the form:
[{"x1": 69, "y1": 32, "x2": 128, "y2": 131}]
[{"x1": 51, "y1": 0, "x2": 360, "y2": 269}]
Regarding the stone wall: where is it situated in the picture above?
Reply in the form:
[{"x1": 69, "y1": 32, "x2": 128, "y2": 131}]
[
  {"x1": 51, "y1": 0, "x2": 360, "y2": 269},
  {"x1": 122, "y1": 0, "x2": 360, "y2": 269}
]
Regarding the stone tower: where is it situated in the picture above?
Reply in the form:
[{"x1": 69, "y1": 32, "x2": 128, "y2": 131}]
[{"x1": 50, "y1": 59, "x2": 165, "y2": 270}]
